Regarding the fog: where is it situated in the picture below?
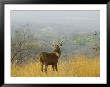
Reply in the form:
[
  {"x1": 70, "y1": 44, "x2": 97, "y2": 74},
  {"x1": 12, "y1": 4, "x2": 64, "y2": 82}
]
[
  {"x1": 11, "y1": 10, "x2": 99, "y2": 33},
  {"x1": 11, "y1": 10, "x2": 100, "y2": 60}
]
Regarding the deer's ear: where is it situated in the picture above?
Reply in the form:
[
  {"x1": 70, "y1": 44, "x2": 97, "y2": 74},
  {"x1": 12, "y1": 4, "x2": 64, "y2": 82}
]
[
  {"x1": 60, "y1": 43, "x2": 62, "y2": 46},
  {"x1": 51, "y1": 44, "x2": 54, "y2": 48},
  {"x1": 60, "y1": 40, "x2": 63, "y2": 46}
]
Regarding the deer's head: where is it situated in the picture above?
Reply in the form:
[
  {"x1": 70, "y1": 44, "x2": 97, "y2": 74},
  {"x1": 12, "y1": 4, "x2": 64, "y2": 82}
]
[
  {"x1": 51, "y1": 40, "x2": 63, "y2": 50},
  {"x1": 51, "y1": 40, "x2": 63, "y2": 57}
]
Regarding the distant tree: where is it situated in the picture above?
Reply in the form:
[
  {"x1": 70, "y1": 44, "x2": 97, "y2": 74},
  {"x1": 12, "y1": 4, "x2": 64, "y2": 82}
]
[{"x1": 11, "y1": 25, "x2": 39, "y2": 65}]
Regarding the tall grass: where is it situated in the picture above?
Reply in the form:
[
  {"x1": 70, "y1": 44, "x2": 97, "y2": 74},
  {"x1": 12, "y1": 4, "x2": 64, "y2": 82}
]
[{"x1": 11, "y1": 54, "x2": 100, "y2": 77}]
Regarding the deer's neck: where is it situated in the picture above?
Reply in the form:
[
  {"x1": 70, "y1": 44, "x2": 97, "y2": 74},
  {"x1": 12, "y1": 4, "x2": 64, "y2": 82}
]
[{"x1": 53, "y1": 48, "x2": 61, "y2": 57}]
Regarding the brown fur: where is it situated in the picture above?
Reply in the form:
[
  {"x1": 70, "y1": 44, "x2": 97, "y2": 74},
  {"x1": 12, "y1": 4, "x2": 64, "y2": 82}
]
[{"x1": 39, "y1": 44, "x2": 62, "y2": 73}]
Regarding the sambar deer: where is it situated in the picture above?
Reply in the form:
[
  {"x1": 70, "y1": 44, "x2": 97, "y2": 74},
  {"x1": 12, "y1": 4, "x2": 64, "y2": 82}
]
[{"x1": 38, "y1": 40, "x2": 63, "y2": 73}]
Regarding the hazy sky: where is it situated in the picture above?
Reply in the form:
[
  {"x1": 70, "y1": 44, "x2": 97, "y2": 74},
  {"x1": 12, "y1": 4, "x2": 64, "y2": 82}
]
[
  {"x1": 11, "y1": 10, "x2": 100, "y2": 33},
  {"x1": 11, "y1": 10, "x2": 100, "y2": 56}
]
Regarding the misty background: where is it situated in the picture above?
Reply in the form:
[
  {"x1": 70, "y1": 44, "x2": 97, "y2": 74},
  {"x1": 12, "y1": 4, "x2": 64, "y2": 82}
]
[{"x1": 11, "y1": 10, "x2": 100, "y2": 64}]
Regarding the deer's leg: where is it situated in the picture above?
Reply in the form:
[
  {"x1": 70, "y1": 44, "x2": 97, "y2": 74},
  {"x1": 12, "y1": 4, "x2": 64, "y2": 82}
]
[
  {"x1": 41, "y1": 63, "x2": 43, "y2": 72},
  {"x1": 45, "y1": 64, "x2": 48, "y2": 73},
  {"x1": 52, "y1": 65, "x2": 55, "y2": 71},
  {"x1": 55, "y1": 64, "x2": 58, "y2": 71}
]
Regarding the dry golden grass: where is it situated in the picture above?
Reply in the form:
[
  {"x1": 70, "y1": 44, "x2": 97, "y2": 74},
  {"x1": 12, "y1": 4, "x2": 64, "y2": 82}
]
[{"x1": 11, "y1": 54, "x2": 100, "y2": 77}]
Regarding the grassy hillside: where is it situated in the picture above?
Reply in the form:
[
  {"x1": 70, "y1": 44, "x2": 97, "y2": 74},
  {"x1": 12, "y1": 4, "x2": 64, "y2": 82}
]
[{"x1": 11, "y1": 54, "x2": 100, "y2": 77}]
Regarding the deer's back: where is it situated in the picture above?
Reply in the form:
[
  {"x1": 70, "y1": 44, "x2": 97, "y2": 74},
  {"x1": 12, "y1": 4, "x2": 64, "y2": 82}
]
[{"x1": 39, "y1": 52, "x2": 59, "y2": 65}]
